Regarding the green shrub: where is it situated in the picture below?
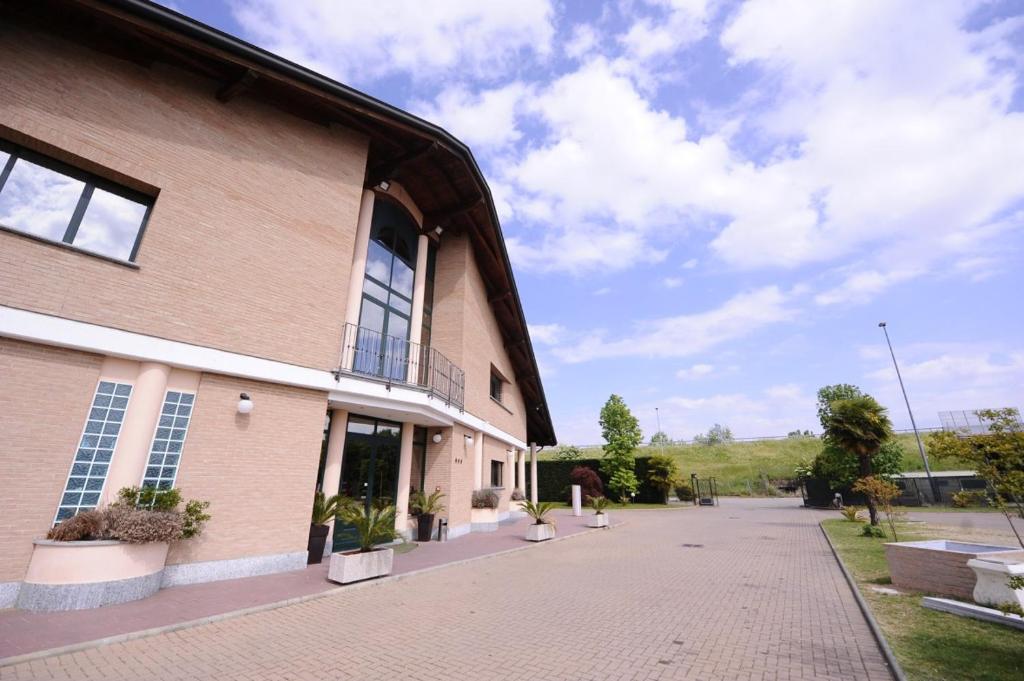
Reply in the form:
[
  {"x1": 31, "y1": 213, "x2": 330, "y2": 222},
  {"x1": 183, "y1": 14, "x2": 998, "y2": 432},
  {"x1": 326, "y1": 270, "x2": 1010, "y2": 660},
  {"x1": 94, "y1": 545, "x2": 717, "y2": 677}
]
[
  {"x1": 951, "y1": 490, "x2": 988, "y2": 508},
  {"x1": 339, "y1": 504, "x2": 398, "y2": 552},
  {"x1": 646, "y1": 454, "x2": 679, "y2": 503},
  {"x1": 861, "y1": 524, "x2": 887, "y2": 538},
  {"x1": 674, "y1": 482, "x2": 694, "y2": 502},
  {"x1": 410, "y1": 489, "x2": 446, "y2": 515}
]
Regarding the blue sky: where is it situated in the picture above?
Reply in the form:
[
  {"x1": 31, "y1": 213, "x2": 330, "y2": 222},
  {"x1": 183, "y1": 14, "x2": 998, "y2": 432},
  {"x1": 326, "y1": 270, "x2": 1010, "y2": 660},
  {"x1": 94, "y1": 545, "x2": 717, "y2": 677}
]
[{"x1": 162, "y1": 0, "x2": 1024, "y2": 444}]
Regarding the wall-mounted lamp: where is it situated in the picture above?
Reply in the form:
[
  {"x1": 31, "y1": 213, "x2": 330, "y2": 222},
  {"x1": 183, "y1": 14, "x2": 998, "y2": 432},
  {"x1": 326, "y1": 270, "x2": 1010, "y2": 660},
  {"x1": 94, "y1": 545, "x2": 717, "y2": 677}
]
[
  {"x1": 377, "y1": 180, "x2": 391, "y2": 192},
  {"x1": 434, "y1": 225, "x2": 443, "y2": 236},
  {"x1": 464, "y1": 434, "x2": 474, "y2": 447},
  {"x1": 237, "y1": 393, "x2": 254, "y2": 414},
  {"x1": 432, "y1": 432, "x2": 443, "y2": 444}
]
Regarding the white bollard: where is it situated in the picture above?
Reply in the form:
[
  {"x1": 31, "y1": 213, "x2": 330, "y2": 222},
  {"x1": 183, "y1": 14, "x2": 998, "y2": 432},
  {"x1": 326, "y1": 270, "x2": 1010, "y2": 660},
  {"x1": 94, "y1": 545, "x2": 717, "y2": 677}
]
[{"x1": 571, "y1": 484, "x2": 582, "y2": 516}]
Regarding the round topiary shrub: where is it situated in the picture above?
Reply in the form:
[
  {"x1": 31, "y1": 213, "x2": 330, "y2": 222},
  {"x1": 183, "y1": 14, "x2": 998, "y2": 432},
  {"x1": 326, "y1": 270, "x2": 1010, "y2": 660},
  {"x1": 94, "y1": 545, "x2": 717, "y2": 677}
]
[{"x1": 569, "y1": 466, "x2": 604, "y2": 504}]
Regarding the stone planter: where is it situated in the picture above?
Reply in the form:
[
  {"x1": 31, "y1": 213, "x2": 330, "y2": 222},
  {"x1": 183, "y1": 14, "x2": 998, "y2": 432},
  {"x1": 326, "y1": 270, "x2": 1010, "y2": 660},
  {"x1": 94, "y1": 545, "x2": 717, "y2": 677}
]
[
  {"x1": 328, "y1": 548, "x2": 394, "y2": 584},
  {"x1": 471, "y1": 507, "x2": 499, "y2": 532},
  {"x1": 509, "y1": 500, "x2": 527, "y2": 517},
  {"x1": 588, "y1": 513, "x2": 609, "y2": 528},
  {"x1": 968, "y1": 556, "x2": 1024, "y2": 610},
  {"x1": 884, "y1": 539, "x2": 1019, "y2": 599},
  {"x1": 18, "y1": 539, "x2": 169, "y2": 611},
  {"x1": 526, "y1": 522, "x2": 556, "y2": 542}
]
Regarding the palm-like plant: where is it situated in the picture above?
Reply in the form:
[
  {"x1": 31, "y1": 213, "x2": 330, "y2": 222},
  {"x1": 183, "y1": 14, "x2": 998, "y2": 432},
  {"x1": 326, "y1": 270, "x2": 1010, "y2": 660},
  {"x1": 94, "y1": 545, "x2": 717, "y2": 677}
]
[
  {"x1": 311, "y1": 491, "x2": 354, "y2": 526},
  {"x1": 591, "y1": 496, "x2": 610, "y2": 515},
  {"x1": 340, "y1": 504, "x2": 399, "y2": 552},
  {"x1": 826, "y1": 396, "x2": 894, "y2": 525},
  {"x1": 520, "y1": 500, "x2": 557, "y2": 526},
  {"x1": 410, "y1": 489, "x2": 446, "y2": 515}
]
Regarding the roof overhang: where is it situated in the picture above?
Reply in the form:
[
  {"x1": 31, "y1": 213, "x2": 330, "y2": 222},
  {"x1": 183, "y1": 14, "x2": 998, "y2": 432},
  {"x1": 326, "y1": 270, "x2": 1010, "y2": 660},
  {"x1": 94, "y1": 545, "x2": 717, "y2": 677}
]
[{"x1": 7, "y1": 0, "x2": 556, "y2": 445}]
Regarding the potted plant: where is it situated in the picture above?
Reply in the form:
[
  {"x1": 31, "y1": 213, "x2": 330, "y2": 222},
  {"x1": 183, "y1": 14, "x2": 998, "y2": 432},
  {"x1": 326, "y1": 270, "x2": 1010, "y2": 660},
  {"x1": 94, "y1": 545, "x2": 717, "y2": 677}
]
[
  {"x1": 588, "y1": 496, "x2": 610, "y2": 528},
  {"x1": 409, "y1": 489, "x2": 446, "y2": 542},
  {"x1": 328, "y1": 504, "x2": 399, "y2": 584},
  {"x1": 521, "y1": 500, "x2": 557, "y2": 542},
  {"x1": 308, "y1": 491, "x2": 351, "y2": 564},
  {"x1": 20, "y1": 486, "x2": 210, "y2": 611},
  {"x1": 470, "y1": 489, "x2": 500, "y2": 532}
]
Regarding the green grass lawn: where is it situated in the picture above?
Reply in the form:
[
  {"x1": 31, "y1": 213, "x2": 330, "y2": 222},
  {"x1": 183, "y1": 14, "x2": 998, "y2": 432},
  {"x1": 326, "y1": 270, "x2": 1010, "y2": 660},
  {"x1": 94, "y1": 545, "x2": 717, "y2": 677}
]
[
  {"x1": 549, "y1": 434, "x2": 973, "y2": 496},
  {"x1": 822, "y1": 519, "x2": 1024, "y2": 681}
]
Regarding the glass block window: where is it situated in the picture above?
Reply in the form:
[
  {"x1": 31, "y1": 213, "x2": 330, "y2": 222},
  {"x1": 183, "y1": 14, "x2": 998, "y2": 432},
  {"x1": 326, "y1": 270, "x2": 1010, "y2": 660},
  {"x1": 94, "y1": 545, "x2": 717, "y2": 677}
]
[
  {"x1": 141, "y1": 391, "x2": 195, "y2": 491},
  {"x1": 54, "y1": 381, "x2": 133, "y2": 523}
]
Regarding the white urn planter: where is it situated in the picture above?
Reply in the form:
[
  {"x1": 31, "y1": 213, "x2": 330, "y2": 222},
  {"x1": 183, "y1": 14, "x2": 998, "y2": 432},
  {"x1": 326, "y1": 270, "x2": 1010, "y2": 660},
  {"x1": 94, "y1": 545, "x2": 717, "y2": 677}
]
[
  {"x1": 968, "y1": 556, "x2": 1024, "y2": 610},
  {"x1": 588, "y1": 513, "x2": 609, "y2": 528},
  {"x1": 18, "y1": 539, "x2": 169, "y2": 611},
  {"x1": 328, "y1": 548, "x2": 394, "y2": 584},
  {"x1": 526, "y1": 522, "x2": 556, "y2": 542}
]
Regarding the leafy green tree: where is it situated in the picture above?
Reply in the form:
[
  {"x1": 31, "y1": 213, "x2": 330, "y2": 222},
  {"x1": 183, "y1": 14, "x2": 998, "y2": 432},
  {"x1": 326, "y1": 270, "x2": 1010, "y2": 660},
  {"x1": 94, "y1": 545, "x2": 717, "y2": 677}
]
[
  {"x1": 927, "y1": 408, "x2": 1024, "y2": 548},
  {"x1": 816, "y1": 384, "x2": 864, "y2": 430},
  {"x1": 553, "y1": 444, "x2": 583, "y2": 461},
  {"x1": 646, "y1": 454, "x2": 680, "y2": 503},
  {"x1": 812, "y1": 440, "x2": 904, "y2": 490},
  {"x1": 825, "y1": 396, "x2": 894, "y2": 525},
  {"x1": 694, "y1": 424, "x2": 733, "y2": 446},
  {"x1": 650, "y1": 431, "x2": 671, "y2": 446},
  {"x1": 599, "y1": 395, "x2": 642, "y2": 501}
]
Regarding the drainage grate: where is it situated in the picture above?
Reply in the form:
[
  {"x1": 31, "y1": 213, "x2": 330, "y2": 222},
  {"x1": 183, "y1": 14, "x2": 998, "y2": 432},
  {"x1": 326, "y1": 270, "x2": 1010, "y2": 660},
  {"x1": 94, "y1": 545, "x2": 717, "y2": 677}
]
[{"x1": 680, "y1": 543, "x2": 704, "y2": 548}]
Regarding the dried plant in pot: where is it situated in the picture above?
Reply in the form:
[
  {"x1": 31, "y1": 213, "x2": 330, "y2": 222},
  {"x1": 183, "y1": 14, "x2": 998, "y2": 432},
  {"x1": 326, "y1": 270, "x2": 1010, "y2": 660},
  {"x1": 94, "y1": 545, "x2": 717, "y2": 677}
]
[
  {"x1": 588, "y1": 496, "x2": 611, "y2": 528},
  {"x1": 328, "y1": 504, "x2": 399, "y2": 584},
  {"x1": 410, "y1": 490, "x2": 446, "y2": 542},
  {"x1": 471, "y1": 488, "x2": 501, "y2": 531},
  {"x1": 521, "y1": 500, "x2": 557, "y2": 542}
]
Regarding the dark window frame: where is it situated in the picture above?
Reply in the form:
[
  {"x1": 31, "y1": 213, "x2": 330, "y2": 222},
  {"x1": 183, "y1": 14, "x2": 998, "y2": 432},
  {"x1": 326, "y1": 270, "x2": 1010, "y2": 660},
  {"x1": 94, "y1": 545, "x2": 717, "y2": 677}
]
[
  {"x1": 489, "y1": 370, "x2": 504, "y2": 403},
  {"x1": 0, "y1": 137, "x2": 154, "y2": 264},
  {"x1": 490, "y1": 460, "x2": 504, "y2": 488}
]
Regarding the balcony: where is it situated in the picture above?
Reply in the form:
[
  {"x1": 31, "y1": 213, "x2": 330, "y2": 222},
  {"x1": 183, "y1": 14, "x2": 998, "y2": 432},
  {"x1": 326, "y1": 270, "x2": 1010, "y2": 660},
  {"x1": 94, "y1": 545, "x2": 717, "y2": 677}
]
[{"x1": 335, "y1": 323, "x2": 465, "y2": 410}]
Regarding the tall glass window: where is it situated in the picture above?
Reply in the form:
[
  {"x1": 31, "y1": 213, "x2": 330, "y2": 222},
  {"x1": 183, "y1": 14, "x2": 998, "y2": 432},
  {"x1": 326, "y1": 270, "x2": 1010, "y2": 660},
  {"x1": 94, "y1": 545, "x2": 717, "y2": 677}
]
[
  {"x1": 55, "y1": 381, "x2": 133, "y2": 523},
  {"x1": 141, "y1": 391, "x2": 195, "y2": 490},
  {"x1": 0, "y1": 138, "x2": 153, "y2": 262},
  {"x1": 354, "y1": 198, "x2": 419, "y2": 381}
]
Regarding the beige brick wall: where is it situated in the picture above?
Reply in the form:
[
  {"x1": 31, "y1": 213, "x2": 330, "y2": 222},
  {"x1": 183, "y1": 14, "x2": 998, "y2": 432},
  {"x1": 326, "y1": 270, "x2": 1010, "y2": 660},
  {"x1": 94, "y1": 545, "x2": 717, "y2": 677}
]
[
  {"x1": 419, "y1": 425, "x2": 479, "y2": 529},
  {"x1": 432, "y1": 234, "x2": 527, "y2": 442},
  {"x1": 0, "y1": 25, "x2": 367, "y2": 370},
  {"x1": 0, "y1": 339, "x2": 103, "y2": 582},
  {"x1": 166, "y1": 374, "x2": 327, "y2": 566},
  {"x1": 483, "y1": 436, "x2": 512, "y2": 513}
]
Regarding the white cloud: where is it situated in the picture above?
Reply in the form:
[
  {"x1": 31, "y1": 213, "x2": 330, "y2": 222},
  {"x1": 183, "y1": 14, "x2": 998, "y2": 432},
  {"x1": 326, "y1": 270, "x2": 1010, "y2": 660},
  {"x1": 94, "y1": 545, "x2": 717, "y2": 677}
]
[
  {"x1": 565, "y1": 24, "x2": 600, "y2": 60},
  {"x1": 553, "y1": 286, "x2": 795, "y2": 362},
  {"x1": 814, "y1": 268, "x2": 922, "y2": 306},
  {"x1": 619, "y1": 0, "x2": 711, "y2": 61},
  {"x1": 412, "y1": 83, "x2": 531, "y2": 151},
  {"x1": 593, "y1": 287, "x2": 612, "y2": 296},
  {"x1": 662, "y1": 276, "x2": 684, "y2": 288},
  {"x1": 231, "y1": 0, "x2": 555, "y2": 83},
  {"x1": 527, "y1": 323, "x2": 565, "y2": 346},
  {"x1": 681, "y1": 258, "x2": 698, "y2": 269},
  {"x1": 676, "y1": 363, "x2": 715, "y2": 379}
]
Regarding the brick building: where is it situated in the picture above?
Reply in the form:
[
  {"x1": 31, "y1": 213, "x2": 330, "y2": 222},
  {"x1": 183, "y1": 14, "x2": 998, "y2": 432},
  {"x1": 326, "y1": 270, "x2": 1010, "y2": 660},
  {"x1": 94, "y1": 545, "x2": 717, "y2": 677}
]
[{"x1": 0, "y1": 0, "x2": 556, "y2": 607}]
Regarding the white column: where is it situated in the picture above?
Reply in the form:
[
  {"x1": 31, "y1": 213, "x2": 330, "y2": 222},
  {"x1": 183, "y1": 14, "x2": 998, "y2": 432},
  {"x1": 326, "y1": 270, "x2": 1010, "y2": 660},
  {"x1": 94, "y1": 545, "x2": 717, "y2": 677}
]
[
  {"x1": 506, "y1": 449, "x2": 515, "y2": 490},
  {"x1": 472, "y1": 430, "x2": 484, "y2": 490},
  {"x1": 103, "y1": 362, "x2": 170, "y2": 504},
  {"x1": 321, "y1": 409, "x2": 347, "y2": 554},
  {"x1": 530, "y1": 442, "x2": 539, "y2": 504},
  {"x1": 407, "y1": 234, "x2": 430, "y2": 383},
  {"x1": 341, "y1": 190, "x2": 376, "y2": 370},
  {"x1": 516, "y1": 449, "x2": 526, "y2": 494},
  {"x1": 395, "y1": 422, "x2": 415, "y2": 535}
]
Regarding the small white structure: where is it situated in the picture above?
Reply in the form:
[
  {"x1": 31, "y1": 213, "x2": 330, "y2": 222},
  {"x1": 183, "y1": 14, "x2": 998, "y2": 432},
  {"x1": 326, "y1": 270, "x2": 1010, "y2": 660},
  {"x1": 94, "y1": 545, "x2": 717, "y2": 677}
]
[
  {"x1": 526, "y1": 523, "x2": 555, "y2": 542},
  {"x1": 571, "y1": 485, "x2": 582, "y2": 517},
  {"x1": 587, "y1": 514, "x2": 609, "y2": 528},
  {"x1": 328, "y1": 548, "x2": 394, "y2": 584},
  {"x1": 968, "y1": 556, "x2": 1024, "y2": 609}
]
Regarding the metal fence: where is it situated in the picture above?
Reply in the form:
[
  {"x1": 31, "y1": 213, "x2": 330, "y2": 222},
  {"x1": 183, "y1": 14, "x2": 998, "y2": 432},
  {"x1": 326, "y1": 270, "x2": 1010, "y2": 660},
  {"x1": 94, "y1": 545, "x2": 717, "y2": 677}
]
[{"x1": 336, "y1": 323, "x2": 465, "y2": 409}]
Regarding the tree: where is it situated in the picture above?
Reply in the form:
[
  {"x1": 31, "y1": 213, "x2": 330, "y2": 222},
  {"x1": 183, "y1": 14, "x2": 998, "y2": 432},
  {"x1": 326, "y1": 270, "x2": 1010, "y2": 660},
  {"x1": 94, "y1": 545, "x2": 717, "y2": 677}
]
[
  {"x1": 553, "y1": 445, "x2": 583, "y2": 461},
  {"x1": 650, "y1": 431, "x2": 671, "y2": 447},
  {"x1": 816, "y1": 384, "x2": 864, "y2": 430},
  {"x1": 646, "y1": 454, "x2": 679, "y2": 503},
  {"x1": 927, "y1": 408, "x2": 1024, "y2": 548},
  {"x1": 812, "y1": 440, "x2": 904, "y2": 490},
  {"x1": 599, "y1": 395, "x2": 642, "y2": 501},
  {"x1": 825, "y1": 396, "x2": 894, "y2": 525},
  {"x1": 852, "y1": 476, "x2": 901, "y2": 540},
  {"x1": 694, "y1": 424, "x2": 733, "y2": 446},
  {"x1": 569, "y1": 466, "x2": 603, "y2": 504}
]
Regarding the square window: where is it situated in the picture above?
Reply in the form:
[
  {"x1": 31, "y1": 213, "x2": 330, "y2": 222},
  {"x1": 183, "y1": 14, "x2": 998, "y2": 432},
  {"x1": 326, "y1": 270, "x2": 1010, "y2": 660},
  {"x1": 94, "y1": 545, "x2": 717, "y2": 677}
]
[
  {"x1": 174, "y1": 416, "x2": 189, "y2": 429},
  {"x1": 162, "y1": 402, "x2": 176, "y2": 415},
  {"x1": 176, "y1": 404, "x2": 192, "y2": 417},
  {"x1": 88, "y1": 408, "x2": 108, "y2": 421},
  {"x1": 180, "y1": 394, "x2": 195, "y2": 406},
  {"x1": 156, "y1": 427, "x2": 171, "y2": 440},
  {"x1": 111, "y1": 396, "x2": 129, "y2": 409},
  {"x1": 97, "y1": 381, "x2": 116, "y2": 395},
  {"x1": 61, "y1": 492, "x2": 82, "y2": 506},
  {"x1": 72, "y1": 462, "x2": 90, "y2": 476},
  {"x1": 167, "y1": 440, "x2": 182, "y2": 453},
  {"x1": 93, "y1": 394, "x2": 112, "y2": 408},
  {"x1": 85, "y1": 478, "x2": 104, "y2": 491},
  {"x1": 84, "y1": 420, "x2": 103, "y2": 434},
  {"x1": 81, "y1": 492, "x2": 100, "y2": 506},
  {"x1": 490, "y1": 460, "x2": 504, "y2": 488},
  {"x1": 75, "y1": 448, "x2": 93, "y2": 462},
  {"x1": 159, "y1": 414, "x2": 174, "y2": 427},
  {"x1": 146, "y1": 466, "x2": 161, "y2": 478},
  {"x1": 107, "y1": 409, "x2": 125, "y2": 423},
  {"x1": 94, "y1": 449, "x2": 113, "y2": 462},
  {"x1": 103, "y1": 422, "x2": 121, "y2": 435},
  {"x1": 164, "y1": 454, "x2": 179, "y2": 466},
  {"x1": 66, "y1": 477, "x2": 85, "y2": 491},
  {"x1": 89, "y1": 463, "x2": 108, "y2": 477},
  {"x1": 56, "y1": 508, "x2": 74, "y2": 521},
  {"x1": 114, "y1": 384, "x2": 132, "y2": 397},
  {"x1": 98, "y1": 436, "x2": 116, "y2": 449}
]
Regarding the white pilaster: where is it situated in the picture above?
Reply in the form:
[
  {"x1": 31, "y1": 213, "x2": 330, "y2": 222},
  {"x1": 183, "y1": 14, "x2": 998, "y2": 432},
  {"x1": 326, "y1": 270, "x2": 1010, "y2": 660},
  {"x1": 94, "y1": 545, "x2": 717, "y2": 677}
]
[
  {"x1": 396, "y1": 422, "x2": 415, "y2": 533},
  {"x1": 530, "y1": 442, "x2": 539, "y2": 504},
  {"x1": 473, "y1": 430, "x2": 484, "y2": 490},
  {"x1": 407, "y1": 234, "x2": 430, "y2": 383},
  {"x1": 342, "y1": 190, "x2": 376, "y2": 369},
  {"x1": 516, "y1": 448, "x2": 526, "y2": 494},
  {"x1": 506, "y1": 449, "x2": 515, "y2": 489},
  {"x1": 103, "y1": 361, "x2": 170, "y2": 504},
  {"x1": 321, "y1": 409, "x2": 348, "y2": 553}
]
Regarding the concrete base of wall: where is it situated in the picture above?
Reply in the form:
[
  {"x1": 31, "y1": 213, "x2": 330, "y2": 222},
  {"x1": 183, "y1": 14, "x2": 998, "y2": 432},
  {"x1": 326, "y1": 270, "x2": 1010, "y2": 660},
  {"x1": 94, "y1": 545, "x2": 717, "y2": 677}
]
[
  {"x1": 0, "y1": 581, "x2": 22, "y2": 609},
  {"x1": 17, "y1": 571, "x2": 164, "y2": 612},
  {"x1": 471, "y1": 521, "x2": 499, "y2": 532},
  {"x1": 161, "y1": 551, "x2": 307, "y2": 587},
  {"x1": 446, "y1": 523, "x2": 471, "y2": 540}
]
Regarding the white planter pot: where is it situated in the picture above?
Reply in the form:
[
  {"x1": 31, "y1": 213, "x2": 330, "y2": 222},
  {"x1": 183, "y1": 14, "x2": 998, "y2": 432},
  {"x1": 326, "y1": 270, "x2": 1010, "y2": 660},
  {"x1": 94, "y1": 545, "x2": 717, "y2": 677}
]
[
  {"x1": 526, "y1": 523, "x2": 556, "y2": 542},
  {"x1": 328, "y1": 548, "x2": 394, "y2": 584},
  {"x1": 587, "y1": 513, "x2": 609, "y2": 528},
  {"x1": 471, "y1": 507, "x2": 499, "y2": 532},
  {"x1": 968, "y1": 556, "x2": 1024, "y2": 609}
]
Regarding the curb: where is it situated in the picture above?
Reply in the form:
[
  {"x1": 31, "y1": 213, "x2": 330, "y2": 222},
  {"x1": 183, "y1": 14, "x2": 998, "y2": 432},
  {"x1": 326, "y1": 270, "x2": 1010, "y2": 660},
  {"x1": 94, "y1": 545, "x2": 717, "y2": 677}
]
[
  {"x1": 0, "y1": 521, "x2": 616, "y2": 668},
  {"x1": 819, "y1": 522, "x2": 908, "y2": 681}
]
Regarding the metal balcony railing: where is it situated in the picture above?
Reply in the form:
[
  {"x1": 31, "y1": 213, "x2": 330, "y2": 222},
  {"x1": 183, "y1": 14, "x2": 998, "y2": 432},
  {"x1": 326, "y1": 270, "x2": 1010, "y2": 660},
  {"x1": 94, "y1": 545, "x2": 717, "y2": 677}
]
[{"x1": 336, "y1": 323, "x2": 465, "y2": 410}]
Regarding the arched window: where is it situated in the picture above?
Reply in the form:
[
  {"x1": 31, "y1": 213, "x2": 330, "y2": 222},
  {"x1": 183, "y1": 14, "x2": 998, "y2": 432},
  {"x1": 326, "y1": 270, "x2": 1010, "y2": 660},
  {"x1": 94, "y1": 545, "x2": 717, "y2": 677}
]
[{"x1": 354, "y1": 198, "x2": 419, "y2": 380}]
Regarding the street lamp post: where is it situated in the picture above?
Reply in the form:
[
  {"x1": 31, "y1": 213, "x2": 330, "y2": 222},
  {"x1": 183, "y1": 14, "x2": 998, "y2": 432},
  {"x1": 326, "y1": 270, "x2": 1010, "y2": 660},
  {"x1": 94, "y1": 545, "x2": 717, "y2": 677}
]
[{"x1": 878, "y1": 321, "x2": 939, "y2": 502}]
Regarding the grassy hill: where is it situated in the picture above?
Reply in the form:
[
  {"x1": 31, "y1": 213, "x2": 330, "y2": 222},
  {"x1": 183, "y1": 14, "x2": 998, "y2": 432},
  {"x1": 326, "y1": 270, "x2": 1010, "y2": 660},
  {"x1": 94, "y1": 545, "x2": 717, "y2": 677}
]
[{"x1": 546, "y1": 434, "x2": 969, "y2": 496}]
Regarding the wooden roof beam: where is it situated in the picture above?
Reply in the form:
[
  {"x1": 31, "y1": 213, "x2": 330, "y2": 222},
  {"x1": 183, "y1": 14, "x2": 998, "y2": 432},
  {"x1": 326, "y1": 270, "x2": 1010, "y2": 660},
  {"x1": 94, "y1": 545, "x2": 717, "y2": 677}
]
[
  {"x1": 423, "y1": 193, "x2": 483, "y2": 229},
  {"x1": 365, "y1": 141, "x2": 438, "y2": 188},
  {"x1": 216, "y1": 68, "x2": 259, "y2": 102}
]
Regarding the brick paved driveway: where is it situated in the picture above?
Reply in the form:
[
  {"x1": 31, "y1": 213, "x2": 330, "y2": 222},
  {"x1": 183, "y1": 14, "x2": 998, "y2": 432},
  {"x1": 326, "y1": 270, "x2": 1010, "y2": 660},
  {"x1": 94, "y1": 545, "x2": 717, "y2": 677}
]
[{"x1": 1, "y1": 499, "x2": 891, "y2": 681}]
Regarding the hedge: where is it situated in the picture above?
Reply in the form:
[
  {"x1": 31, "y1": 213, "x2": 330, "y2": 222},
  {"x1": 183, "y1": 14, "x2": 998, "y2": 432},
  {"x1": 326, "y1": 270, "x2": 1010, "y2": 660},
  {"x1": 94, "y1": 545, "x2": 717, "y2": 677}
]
[{"x1": 525, "y1": 457, "x2": 666, "y2": 504}]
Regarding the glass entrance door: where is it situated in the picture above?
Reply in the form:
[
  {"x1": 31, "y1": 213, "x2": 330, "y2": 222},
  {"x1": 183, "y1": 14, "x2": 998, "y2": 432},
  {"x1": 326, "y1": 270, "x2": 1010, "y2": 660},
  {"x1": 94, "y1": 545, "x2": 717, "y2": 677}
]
[{"x1": 332, "y1": 416, "x2": 402, "y2": 552}]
